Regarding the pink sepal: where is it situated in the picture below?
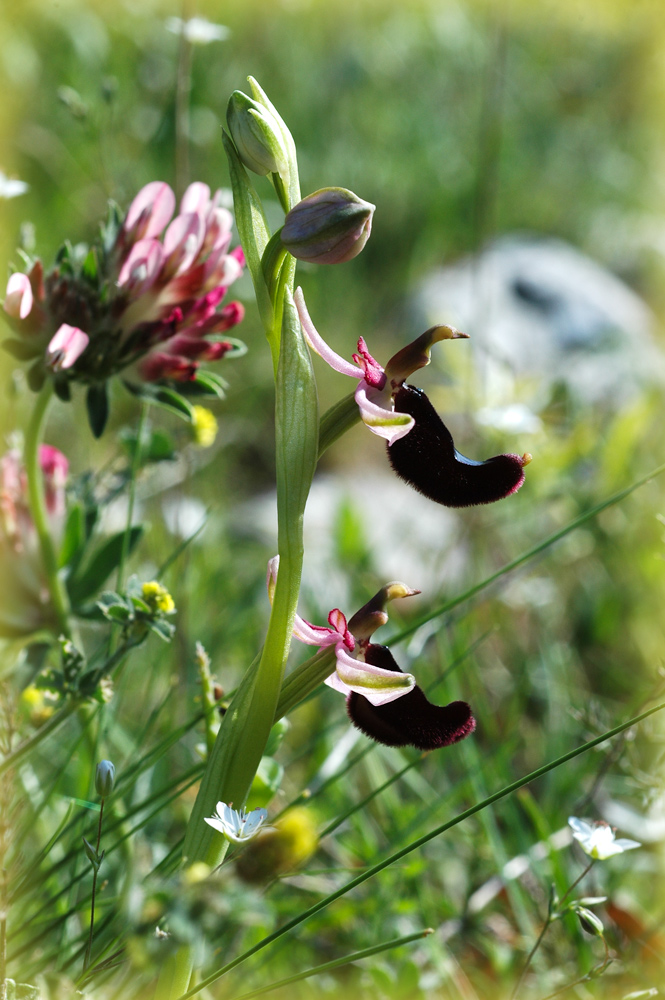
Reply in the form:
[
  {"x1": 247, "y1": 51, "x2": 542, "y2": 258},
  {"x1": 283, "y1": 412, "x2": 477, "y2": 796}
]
[{"x1": 294, "y1": 287, "x2": 364, "y2": 379}]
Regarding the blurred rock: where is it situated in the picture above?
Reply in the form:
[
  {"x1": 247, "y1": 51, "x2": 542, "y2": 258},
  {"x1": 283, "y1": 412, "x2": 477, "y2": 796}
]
[{"x1": 416, "y1": 234, "x2": 665, "y2": 406}]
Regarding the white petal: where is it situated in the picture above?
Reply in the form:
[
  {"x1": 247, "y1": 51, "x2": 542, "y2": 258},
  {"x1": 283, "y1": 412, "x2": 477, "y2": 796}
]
[
  {"x1": 242, "y1": 809, "x2": 268, "y2": 837},
  {"x1": 334, "y1": 646, "x2": 415, "y2": 706},
  {"x1": 614, "y1": 838, "x2": 641, "y2": 852},
  {"x1": 568, "y1": 816, "x2": 593, "y2": 840},
  {"x1": 204, "y1": 816, "x2": 230, "y2": 835},
  {"x1": 355, "y1": 381, "x2": 414, "y2": 444}
]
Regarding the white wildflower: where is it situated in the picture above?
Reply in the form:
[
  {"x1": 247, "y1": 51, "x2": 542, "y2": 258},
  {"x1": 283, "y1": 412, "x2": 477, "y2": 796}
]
[
  {"x1": 0, "y1": 171, "x2": 29, "y2": 199},
  {"x1": 568, "y1": 816, "x2": 641, "y2": 859},
  {"x1": 166, "y1": 17, "x2": 230, "y2": 45},
  {"x1": 204, "y1": 802, "x2": 268, "y2": 843}
]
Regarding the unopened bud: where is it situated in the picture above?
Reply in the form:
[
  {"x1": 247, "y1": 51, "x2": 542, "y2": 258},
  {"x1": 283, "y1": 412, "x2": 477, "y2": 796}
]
[
  {"x1": 281, "y1": 187, "x2": 375, "y2": 265},
  {"x1": 575, "y1": 906, "x2": 604, "y2": 937},
  {"x1": 95, "y1": 759, "x2": 116, "y2": 797},
  {"x1": 226, "y1": 91, "x2": 289, "y2": 177}
]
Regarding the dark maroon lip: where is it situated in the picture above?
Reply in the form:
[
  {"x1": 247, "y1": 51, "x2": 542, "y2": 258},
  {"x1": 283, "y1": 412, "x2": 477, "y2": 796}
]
[
  {"x1": 387, "y1": 384, "x2": 527, "y2": 508},
  {"x1": 347, "y1": 644, "x2": 476, "y2": 751}
]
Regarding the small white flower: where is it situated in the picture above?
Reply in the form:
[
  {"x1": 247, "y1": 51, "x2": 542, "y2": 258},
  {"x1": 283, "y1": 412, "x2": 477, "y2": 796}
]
[
  {"x1": 0, "y1": 170, "x2": 29, "y2": 200},
  {"x1": 166, "y1": 16, "x2": 230, "y2": 45},
  {"x1": 204, "y1": 802, "x2": 268, "y2": 843},
  {"x1": 568, "y1": 816, "x2": 641, "y2": 860}
]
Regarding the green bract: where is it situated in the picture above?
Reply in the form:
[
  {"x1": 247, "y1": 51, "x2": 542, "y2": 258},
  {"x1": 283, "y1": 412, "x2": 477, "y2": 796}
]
[{"x1": 226, "y1": 90, "x2": 289, "y2": 178}]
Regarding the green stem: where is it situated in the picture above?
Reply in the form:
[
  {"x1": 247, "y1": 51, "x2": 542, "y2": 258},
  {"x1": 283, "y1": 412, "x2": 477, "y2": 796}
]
[
  {"x1": 24, "y1": 381, "x2": 73, "y2": 638},
  {"x1": 558, "y1": 860, "x2": 595, "y2": 908},
  {"x1": 0, "y1": 634, "x2": 142, "y2": 779},
  {"x1": 510, "y1": 911, "x2": 552, "y2": 1000},
  {"x1": 174, "y1": 0, "x2": 193, "y2": 200},
  {"x1": 116, "y1": 401, "x2": 148, "y2": 593},
  {"x1": 82, "y1": 798, "x2": 105, "y2": 973},
  {"x1": 226, "y1": 928, "x2": 432, "y2": 1000}
]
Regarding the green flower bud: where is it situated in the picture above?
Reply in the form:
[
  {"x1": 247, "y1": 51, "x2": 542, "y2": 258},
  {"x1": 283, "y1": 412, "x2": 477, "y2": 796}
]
[
  {"x1": 226, "y1": 91, "x2": 289, "y2": 177},
  {"x1": 575, "y1": 906, "x2": 604, "y2": 937},
  {"x1": 95, "y1": 759, "x2": 116, "y2": 797},
  {"x1": 281, "y1": 187, "x2": 375, "y2": 265}
]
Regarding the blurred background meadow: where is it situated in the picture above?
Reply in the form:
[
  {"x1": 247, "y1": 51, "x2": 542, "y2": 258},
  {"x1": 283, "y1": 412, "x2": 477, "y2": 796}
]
[{"x1": 1, "y1": 0, "x2": 665, "y2": 997}]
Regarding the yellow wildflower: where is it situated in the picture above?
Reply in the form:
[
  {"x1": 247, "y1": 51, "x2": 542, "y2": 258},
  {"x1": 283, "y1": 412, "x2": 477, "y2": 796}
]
[
  {"x1": 141, "y1": 581, "x2": 175, "y2": 614},
  {"x1": 191, "y1": 406, "x2": 218, "y2": 448},
  {"x1": 20, "y1": 685, "x2": 57, "y2": 727}
]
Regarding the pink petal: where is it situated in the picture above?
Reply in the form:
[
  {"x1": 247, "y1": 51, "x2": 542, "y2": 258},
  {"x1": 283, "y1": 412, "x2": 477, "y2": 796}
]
[
  {"x1": 293, "y1": 613, "x2": 338, "y2": 647},
  {"x1": 163, "y1": 212, "x2": 204, "y2": 274},
  {"x1": 4, "y1": 273, "x2": 33, "y2": 319},
  {"x1": 125, "y1": 182, "x2": 176, "y2": 238},
  {"x1": 329, "y1": 646, "x2": 416, "y2": 706},
  {"x1": 139, "y1": 351, "x2": 197, "y2": 382},
  {"x1": 118, "y1": 239, "x2": 165, "y2": 289},
  {"x1": 354, "y1": 381, "x2": 414, "y2": 444},
  {"x1": 46, "y1": 324, "x2": 89, "y2": 371},
  {"x1": 294, "y1": 287, "x2": 364, "y2": 379},
  {"x1": 180, "y1": 182, "x2": 211, "y2": 217},
  {"x1": 328, "y1": 608, "x2": 354, "y2": 650},
  {"x1": 202, "y1": 250, "x2": 243, "y2": 290}
]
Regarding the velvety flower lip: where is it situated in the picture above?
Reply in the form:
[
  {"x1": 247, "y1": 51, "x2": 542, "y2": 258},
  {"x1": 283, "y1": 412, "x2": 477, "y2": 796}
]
[
  {"x1": 347, "y1": 644, "x2": 476, "y2": 751},
  {"x1": 295, "y1": 286, "x2": 529, "y2": 506},
  {"x1": 389, "y1": 385, "x2": 531, "y2": 508}
]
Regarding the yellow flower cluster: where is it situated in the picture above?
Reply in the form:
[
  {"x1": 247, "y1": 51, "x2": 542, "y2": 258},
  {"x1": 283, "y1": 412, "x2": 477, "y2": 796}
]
[
  {"x1": 141, "y1": 581, "x2": 176, "y2": 614},
  {"x1": 191, "y1": 405, "x2": 218, "y2": 448}
]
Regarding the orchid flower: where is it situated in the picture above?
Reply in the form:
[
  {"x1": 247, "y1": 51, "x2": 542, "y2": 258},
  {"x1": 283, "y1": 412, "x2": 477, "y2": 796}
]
[
  {"x1": 267, "y1": 557, "x2": 415, "y2": 706},
  {"x1": 267, "y1": 558, "x2": 475, "y2": 750},
  {"x1": 295, "y1": 287, "x2": 531, "y2": 508}
]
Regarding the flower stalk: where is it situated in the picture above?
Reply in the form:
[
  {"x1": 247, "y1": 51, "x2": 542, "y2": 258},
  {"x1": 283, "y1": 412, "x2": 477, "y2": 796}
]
[{"x1": 24, "y1": 381, "x2": 73, "y2": 639}]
